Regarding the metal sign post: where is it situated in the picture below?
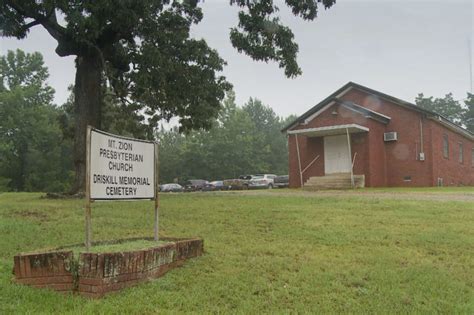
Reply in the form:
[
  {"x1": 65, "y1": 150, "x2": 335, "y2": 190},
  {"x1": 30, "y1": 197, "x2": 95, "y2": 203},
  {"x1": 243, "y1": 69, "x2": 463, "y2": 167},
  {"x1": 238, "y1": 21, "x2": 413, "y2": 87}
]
[
  {"x1": 84, "y1": 126, "x2": 158, "y2": 251},
  {"x1": 154, "y1": 143, "x2": 159, "y2": 241},
  {"x1": 85, "y1": 126, "x2": 92, "y2": 251}
]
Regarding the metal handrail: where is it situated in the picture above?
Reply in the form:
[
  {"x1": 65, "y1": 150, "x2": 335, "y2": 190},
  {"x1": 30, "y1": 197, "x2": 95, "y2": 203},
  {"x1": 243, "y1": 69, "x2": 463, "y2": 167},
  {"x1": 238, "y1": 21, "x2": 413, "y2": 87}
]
[
  {"x1": 352, "y1": 152, "x2": 357, "y2": 168},
  {"x1": 351, "y1": 152, "x2": 357, "y2": 188},
  {"x1": 302, "y1": 155, "x2": 320, "y2": 175}
]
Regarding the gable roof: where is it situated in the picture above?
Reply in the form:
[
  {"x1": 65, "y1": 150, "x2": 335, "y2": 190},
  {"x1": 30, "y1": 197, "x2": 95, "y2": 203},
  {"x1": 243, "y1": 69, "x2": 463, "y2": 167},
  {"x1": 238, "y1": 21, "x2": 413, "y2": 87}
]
[
  {"x1": 282, "y1": 82, "x2": 474, "y2": 140},
  {"x1": 336, "y1": 99, "x2": 391, "y2": 124}
]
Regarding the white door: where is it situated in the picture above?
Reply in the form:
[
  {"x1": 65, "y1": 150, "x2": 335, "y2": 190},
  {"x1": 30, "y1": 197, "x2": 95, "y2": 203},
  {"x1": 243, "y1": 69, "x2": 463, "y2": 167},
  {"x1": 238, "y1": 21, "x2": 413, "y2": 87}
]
[{"x1": 324, "y1": 135, "x2": 351, "y2": 174}]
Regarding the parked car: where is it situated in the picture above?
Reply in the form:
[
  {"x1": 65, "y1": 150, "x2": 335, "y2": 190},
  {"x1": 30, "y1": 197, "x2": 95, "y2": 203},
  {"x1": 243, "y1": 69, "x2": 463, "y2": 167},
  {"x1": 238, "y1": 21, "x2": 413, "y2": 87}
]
[
  {"x1": 202, "y1": 180, "x2": 226, "y2": 191},
  {"x1": 184, "y1": 179, "x2": 208, "y2": 192},
  {"x1": 223, "y1": 175, "x2": 252, "y2": 190},
  {"x1": 247, "y1": 174, "x2": 277, "y2": 189},
  {"x1": 160, "y1": 183, "x2": 184, "y2": 192},
  {"x1": 274, "y1": 175, "x2": 289, "y2": 188}
]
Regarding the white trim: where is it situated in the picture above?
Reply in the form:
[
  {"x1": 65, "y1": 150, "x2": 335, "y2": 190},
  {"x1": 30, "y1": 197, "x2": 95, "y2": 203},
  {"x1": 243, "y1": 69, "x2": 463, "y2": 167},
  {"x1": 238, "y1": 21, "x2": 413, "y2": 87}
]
[
  {"x1": 287, "y1": 87, "x2": 352, "y2": 130},
  {"x1": 340, "y1": 102, "x2": 392, "y2": 120},
  {"x1": 346, "y1": 128, "x2": 354, "y2": 188},
  {"x1": 303, "y1": 101, "x2": 335, "y2": 125},
  {"x1": 287, "y1": 124, "x2": 369, "y2": 135},
  {"x1": 303, "y1": 87, "x2": 353, "y2": 125},
  {"x1": 335, "y1": 86, "x2": 353, "y2": 99}
]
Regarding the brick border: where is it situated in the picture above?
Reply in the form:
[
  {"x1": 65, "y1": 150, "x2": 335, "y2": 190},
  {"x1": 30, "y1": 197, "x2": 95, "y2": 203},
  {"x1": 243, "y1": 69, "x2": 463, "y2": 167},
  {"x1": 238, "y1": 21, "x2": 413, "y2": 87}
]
[
  {"x1": 13, "y1": 251, "x2": 74, "y2": 292},
  {"x1": 13, "y1": 237, "x2": 203, "y2": 298}
]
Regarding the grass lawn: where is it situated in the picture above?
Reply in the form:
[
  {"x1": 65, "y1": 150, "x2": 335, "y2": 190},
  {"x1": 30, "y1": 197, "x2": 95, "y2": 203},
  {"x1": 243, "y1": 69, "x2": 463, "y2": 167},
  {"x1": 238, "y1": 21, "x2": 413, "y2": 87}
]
[
  {"x1": 65, "y1": 239, "x2": 172, "y2": 257},
  {"x1": 0, "y1": 190, "x2": 473, "y2": 313}
]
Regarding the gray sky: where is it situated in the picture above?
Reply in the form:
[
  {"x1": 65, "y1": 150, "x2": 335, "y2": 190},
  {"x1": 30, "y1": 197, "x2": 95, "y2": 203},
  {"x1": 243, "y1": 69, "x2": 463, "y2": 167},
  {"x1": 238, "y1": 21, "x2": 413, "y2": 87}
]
[{"x1": 1, "y1": 0, "x2": 472, "y2": 118}]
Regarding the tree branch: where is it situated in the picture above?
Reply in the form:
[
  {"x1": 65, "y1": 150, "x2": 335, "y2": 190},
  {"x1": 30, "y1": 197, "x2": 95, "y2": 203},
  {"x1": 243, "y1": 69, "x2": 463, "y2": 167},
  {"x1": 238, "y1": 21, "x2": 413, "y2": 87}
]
[
  {"x1": 6, "y1": 0, "x2": 66, "y2": 42},
  {"x1": 16, "y1": 19, "x2": 41, "y2": 34}
]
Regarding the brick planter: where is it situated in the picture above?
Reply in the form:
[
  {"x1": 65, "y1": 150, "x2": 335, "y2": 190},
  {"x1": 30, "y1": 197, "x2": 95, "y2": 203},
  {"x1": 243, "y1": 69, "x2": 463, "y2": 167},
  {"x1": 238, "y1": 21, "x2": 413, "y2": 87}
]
[
  {"x1": 13, "y1": 237, "x2": 203, "y2": 298},
  {"x1": 13, "y1": 251, "x2": 74, "y2": 292}
]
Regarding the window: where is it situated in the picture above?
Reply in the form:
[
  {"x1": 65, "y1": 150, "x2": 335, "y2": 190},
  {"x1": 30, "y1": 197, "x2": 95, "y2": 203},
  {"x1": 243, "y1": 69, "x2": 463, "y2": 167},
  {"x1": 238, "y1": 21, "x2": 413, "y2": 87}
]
[
  {"x1": 442, "y1": 134, "x2": 449, "y2": 159},
  {"x1": 459, "y1": 142, "x2": 463, "y2": 163}
]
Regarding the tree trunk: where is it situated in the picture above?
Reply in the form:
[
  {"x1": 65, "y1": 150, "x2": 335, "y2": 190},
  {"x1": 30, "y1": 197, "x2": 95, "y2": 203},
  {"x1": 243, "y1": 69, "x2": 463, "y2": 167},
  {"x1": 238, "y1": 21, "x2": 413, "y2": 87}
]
[
  {"x1": 70, "y1": 55, "x2": 103, "y2": 195},
  {"x1": 17, "y1": 142, "x2": 28, "y2": 191}
]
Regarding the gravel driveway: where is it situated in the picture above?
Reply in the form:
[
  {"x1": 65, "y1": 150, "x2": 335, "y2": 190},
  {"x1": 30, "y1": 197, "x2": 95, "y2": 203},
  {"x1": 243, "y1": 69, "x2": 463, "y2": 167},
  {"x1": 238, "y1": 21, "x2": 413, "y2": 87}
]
[{"x1": 226, "y1": 188, "x2": 474, "y2": 202}]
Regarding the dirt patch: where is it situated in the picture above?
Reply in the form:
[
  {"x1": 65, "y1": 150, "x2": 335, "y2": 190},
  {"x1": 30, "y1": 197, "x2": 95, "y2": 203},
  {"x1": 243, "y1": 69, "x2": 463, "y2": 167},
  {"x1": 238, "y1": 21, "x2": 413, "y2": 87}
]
[
  {"x1": 11, "y1": 209, "x2": 49, "y2": 221},
  {"x1": 43, "y1": 192, "x2": 85, "y2": 199}
]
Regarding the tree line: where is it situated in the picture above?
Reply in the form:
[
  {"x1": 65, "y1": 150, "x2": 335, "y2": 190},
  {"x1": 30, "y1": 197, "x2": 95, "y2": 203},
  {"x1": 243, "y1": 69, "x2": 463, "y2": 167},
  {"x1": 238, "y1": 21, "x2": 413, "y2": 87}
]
[
  {"x1": 415, "y1": 93, "x2": 474, "y2": 132},
  {"x1": 1, "y1": 49, "x2": 473, "y2": 192},
  {"x1": 0, "y1": 49, "x2": 292, "y2": 191},
  {"x1": 158, "y1": 92, "x2": 295, "y2": 184},
  {"x1": 1, "y1": 0, "x2": 337, "y2": 193}
]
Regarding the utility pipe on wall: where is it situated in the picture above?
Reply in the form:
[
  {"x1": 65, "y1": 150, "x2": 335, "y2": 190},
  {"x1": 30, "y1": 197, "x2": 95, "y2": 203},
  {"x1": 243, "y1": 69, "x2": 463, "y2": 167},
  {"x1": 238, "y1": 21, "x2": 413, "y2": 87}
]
[
  {"x1": 419, "y1": 118, "x2": 424, "y2": 152},
  {"x1": 419, "y1": 117, "x2": 425, "y2": 161}
]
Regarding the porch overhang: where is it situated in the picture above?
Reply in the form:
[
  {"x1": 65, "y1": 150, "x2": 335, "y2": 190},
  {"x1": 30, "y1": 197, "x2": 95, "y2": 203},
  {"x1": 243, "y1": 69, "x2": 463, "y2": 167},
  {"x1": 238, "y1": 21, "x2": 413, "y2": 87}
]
[{"x1": 287, "y1": 124, "x2": 369, "y2": 137}]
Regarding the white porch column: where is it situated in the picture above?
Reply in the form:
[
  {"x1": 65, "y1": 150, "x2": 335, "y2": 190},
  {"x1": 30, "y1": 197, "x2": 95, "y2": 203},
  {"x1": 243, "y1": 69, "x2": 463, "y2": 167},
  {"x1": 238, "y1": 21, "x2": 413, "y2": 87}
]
[
  {"x1": 295, "y1": 134, "x2": 303, "y2": 187},
  {"x1": 346, "y1": 128, "x2": 354, "y2": 188}
]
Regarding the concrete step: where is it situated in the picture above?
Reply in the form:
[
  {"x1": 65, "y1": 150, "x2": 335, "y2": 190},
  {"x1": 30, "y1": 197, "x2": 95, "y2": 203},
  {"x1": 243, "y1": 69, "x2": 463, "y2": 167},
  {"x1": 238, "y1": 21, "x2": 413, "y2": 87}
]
[
  {"x1": 306, "y1": 178, "x2": 352, "y2": 183},
  {"x1": 303, "y1": 174, "x2": 365, "y2": 190},
  {"x1": 310, "y1": 173, "x2": 351, "y2": 178}
]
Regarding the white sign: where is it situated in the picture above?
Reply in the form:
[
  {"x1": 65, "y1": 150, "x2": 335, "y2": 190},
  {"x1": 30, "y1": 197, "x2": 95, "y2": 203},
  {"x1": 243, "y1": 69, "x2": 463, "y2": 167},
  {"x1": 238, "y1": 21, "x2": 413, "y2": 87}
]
[{"x1": 89, "y1": 129, "x2": 155, "y2": 200}]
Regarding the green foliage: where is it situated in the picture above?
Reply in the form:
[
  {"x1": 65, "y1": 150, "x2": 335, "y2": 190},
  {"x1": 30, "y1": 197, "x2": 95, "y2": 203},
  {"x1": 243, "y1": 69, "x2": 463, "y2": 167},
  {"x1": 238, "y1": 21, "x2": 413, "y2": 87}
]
[
  {"x1": 415, "y1": 92, "x2": 474, "y2": 133},
  {"x1": 242, "y1": 98, "x2": 290, "y2": 174},
  {"x1": 1, "y1": 0, "x2": 336, "y2": 132},
  {"x1": 463, "y1": 93, "x2": 474, "y2": 133},
  {"x1": 2, "y1": 0, "x2": 337, "y2": 192},
  {"x1": 229, "y1": 0, "x2": 336, "y2": 77},
  {"x1": 0, "y1": 191, "x2": 473, "y2": 313},
  {"x1": 415, "y1": 93, "x2": 465, "y2": 124},
  {"x1": 58, "y1": 85, "x2": 154, "y2": 141},
  {"x1": 0, "y1": 49, "x2": 72, "y2": 192},
  {"x1": 0, "y1": 50, "x2": 293, "y2": 191},
  {"x1": 157, "y1": 92, "x2": 291, "y2": 183}
]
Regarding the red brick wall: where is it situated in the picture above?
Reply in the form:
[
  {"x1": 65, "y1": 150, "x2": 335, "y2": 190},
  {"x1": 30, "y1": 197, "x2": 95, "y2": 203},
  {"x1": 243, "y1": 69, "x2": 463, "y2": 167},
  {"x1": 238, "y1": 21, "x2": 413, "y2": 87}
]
[
  {"x1": 429, "y1": 121, "x2": 474, "y2": 186},
  {"x1": 78, "y1": 238, "x2": 203, "y2": 298},
  {"x1": 288, "y1": 102, "x2": 386, "y2": 187},
  {"x1": 287, "y1": 87, "x2": 474, "y2": 187},
  {"x1": 350, "y1": 133, "x2": 369, "y2": 183},
  {"x1": 13, "y1": 251, "x2": 74, "y2": 292},
  {"x1": 13, "y1": 238, "x2": 204, "y2": 298},
  {"x1": 340, "y1": 89, "x2": 436, "y2": 187},
  {"x1": 366, "y1": 122, "x2": 387, "y2": 187}
]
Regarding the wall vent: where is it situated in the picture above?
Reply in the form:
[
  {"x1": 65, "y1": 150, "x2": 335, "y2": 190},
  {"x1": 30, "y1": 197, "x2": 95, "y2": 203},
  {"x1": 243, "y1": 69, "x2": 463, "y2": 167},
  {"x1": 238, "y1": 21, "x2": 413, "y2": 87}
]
[
  {"x1": 437, "y1": 177, "x2": 444, "y2": 187},
  {"x1": 384, "y1": 132, "x2": 398, "y2": 142}
]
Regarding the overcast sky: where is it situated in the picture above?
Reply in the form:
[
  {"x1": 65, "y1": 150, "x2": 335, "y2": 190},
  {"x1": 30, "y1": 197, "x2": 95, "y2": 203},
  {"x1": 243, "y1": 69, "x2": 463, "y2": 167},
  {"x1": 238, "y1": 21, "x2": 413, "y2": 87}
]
[{"x1": 1, "y1": 0, "x2": 472, "y2": 118}]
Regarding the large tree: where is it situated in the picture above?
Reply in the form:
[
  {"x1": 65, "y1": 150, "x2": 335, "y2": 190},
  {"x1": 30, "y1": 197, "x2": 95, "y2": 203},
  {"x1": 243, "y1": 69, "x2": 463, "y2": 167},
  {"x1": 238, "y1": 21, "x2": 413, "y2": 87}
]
[
  {"x1": 1, "y1": 0, "x2": 336, "y2": 193},
  {"x1": 0, "y1": 49, "x2": 71, "y2": 192}
]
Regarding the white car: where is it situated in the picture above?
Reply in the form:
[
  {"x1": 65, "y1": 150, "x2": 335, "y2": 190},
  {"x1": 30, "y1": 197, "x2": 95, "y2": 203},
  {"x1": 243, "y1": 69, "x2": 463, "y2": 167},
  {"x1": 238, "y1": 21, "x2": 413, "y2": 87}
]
[
  {"x1": 247, "y1": 174, "x2": 277, "y2": 189},
  {"x1": 160, "y1": 183, "x2": 184, "y2": 192}
]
